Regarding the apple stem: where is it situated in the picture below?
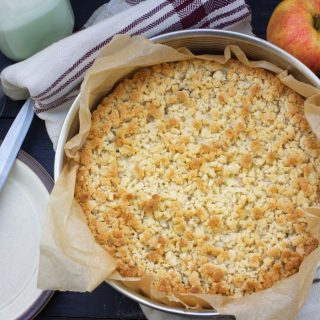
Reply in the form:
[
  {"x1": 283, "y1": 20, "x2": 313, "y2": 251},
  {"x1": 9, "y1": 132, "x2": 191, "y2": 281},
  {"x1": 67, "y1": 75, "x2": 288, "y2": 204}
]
[{"x1": 314, "y1": 14, "x2": 320, "y2": 31}]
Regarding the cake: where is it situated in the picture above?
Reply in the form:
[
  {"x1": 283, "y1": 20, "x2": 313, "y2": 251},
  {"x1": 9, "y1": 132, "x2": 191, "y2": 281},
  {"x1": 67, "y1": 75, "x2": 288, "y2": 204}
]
[{"x1": 75, "y1": 59, "x2": 319, "y2": 297}]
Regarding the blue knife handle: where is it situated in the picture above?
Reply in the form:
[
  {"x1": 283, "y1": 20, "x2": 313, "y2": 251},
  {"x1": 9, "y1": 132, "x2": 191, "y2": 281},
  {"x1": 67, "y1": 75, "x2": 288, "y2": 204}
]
[{"x1": 0, "y1": 98, "x2": 34, "y2": 192}]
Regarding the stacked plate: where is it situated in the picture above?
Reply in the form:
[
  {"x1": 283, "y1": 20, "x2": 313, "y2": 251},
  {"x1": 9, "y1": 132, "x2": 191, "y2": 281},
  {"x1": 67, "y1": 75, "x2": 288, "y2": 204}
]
[{"x1": 0, "y1": 149, "x2": 53, "y2": 319}]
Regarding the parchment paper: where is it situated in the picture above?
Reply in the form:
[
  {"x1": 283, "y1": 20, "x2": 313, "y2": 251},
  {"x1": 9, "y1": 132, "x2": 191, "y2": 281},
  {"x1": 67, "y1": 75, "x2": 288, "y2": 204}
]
[{"x1": 39, "y1": 35, "x2": 320, "y2": 320}]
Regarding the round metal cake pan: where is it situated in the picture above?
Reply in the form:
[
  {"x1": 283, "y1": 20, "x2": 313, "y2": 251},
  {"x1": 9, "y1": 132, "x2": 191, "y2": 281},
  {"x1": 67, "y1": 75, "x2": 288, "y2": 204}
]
[{"x1": 54, "y1": 29, "x2": 320, "y2": 318}]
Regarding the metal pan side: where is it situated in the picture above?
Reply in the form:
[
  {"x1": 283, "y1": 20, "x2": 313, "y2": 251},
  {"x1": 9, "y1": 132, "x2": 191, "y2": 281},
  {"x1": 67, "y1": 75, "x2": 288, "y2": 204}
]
[{"x1": 54, "y1": 29, "x2": 320, "y2": 317}]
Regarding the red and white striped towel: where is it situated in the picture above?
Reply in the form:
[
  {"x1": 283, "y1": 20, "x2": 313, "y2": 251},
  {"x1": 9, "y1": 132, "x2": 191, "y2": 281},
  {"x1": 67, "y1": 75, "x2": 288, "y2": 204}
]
[{"x1": 0, "y1": 0, "x2": 252, "y2": 148}]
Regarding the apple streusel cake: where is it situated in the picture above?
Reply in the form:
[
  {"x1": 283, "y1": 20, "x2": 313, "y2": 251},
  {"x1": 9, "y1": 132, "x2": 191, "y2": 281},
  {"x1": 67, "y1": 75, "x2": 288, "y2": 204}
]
[{"x1": 75, "y1": 59, "x2": 319, "y2": 297}]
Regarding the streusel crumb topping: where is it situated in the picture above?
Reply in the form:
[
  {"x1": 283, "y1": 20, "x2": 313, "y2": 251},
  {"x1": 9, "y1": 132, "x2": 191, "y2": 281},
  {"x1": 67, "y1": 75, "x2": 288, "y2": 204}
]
[{"x1": 75, "y1": 59, "x2": 319, "y2": 297}]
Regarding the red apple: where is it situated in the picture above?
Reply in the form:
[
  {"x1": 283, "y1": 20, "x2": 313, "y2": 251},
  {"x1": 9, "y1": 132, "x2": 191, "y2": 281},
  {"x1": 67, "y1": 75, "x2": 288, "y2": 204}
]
[{"x1": 267, "y1": 0, "x2": 320, "y2": 75}]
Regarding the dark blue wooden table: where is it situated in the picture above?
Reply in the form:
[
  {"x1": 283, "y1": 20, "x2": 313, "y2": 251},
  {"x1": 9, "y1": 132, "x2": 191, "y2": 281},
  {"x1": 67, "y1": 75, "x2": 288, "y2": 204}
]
[{"x1": 0, "y1": 1, "x2": 279, "y2": 319}]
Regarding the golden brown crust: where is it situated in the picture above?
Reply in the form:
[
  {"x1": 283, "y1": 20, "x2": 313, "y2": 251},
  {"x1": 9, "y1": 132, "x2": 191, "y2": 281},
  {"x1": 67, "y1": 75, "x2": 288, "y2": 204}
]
[{"x1": 75, "y1": 59, "x2": 320, "y2": 297}]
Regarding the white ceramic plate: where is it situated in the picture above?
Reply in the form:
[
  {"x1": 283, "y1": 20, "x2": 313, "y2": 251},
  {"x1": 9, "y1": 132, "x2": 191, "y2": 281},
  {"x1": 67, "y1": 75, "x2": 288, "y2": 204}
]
[{"x1": 0, "y1": 150, "x2": 53, "y2": 319}]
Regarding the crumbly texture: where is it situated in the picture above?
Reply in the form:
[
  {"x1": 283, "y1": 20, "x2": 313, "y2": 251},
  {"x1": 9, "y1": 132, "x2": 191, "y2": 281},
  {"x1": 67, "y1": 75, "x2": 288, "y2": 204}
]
[{"x1": 75, "y1": 59, "x2": 320, "y2": 297}]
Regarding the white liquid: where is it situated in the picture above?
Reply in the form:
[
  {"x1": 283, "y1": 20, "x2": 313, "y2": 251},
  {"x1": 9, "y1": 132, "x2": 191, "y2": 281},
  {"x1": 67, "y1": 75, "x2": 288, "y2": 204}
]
[{"x1": 0, "y1": 0, "x2": 74, "y2": 61}]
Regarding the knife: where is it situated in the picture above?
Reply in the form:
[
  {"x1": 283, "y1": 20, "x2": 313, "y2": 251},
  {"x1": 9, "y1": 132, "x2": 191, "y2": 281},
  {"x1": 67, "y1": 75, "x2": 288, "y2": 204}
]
[{"x1": 0, "y1": 98, "x2": 34, "y2": 192}]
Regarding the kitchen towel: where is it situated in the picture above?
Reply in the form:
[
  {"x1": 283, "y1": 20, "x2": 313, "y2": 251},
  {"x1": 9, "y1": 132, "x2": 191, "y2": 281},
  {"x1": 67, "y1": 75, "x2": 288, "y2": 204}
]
[{"x1": 0, "y1": 0, "x2": 252, "y2": 148}]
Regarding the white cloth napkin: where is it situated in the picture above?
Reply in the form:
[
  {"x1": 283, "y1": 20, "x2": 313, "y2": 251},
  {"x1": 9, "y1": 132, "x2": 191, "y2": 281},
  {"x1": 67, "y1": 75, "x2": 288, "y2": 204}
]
[
  {"x1": 0, "y1": 0, "x2": 252, "y2": 148},
  {"x1": 141, "y1": 267, "x2": 320, "y2": 320},
  {"x1": 296, "y1": 267, "x2": 320, "y2": 320}
]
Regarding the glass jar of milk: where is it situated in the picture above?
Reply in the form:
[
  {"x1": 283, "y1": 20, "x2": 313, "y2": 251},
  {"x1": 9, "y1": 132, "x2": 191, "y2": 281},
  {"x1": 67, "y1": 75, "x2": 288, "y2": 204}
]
[{"x1": 0, "y1": 0, "x2": 74, "y2": 61}]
